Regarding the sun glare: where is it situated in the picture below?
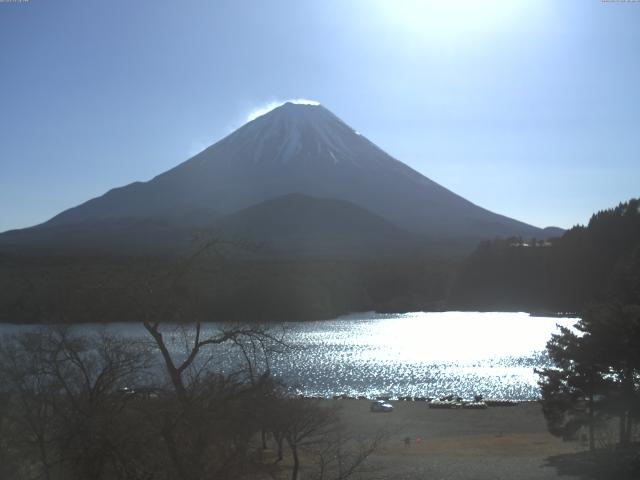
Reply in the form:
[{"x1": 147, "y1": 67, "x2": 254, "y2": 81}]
[{"x1": 372, "y1": 0, "x2": 529, "y2": 40}]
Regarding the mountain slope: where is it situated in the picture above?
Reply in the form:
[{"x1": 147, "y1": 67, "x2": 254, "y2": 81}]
[{"x1": 3, "y1": 102, "x2": 559, "y2": 254}]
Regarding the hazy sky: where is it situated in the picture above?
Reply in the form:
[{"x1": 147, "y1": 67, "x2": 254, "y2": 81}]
[{"x1": 1, "y1": 0, "x2": 638, "y2": 232}]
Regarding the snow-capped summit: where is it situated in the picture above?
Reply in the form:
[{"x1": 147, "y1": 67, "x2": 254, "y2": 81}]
[
  {"x1": 221, "y1": 101, "x2": 360, "y2": 167},
  {"x1": 18, "y1": 102, "x2": 553, "y2": 250},
  {"x1": 246, "y1": 98, "x2": 320, "y2": 122},
  {"x1": 205, "y1": 101, "x2": 386, "y2": 170}
]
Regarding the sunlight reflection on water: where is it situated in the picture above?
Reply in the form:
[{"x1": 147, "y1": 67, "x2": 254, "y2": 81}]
[
  {"x1": 273, "y1": 312, "x2": 576, "y2": 400},
  {"x1": 0, "y1": 312, "x2": 577, "y2": 400}
]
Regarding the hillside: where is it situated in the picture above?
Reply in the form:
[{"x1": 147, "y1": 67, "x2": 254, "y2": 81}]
[
  {"x1": 448, "y1": 198, "x2": 640, "y2": 312},
  {"x1": 211, "y1": 193, "x2": 425, "y2": 259}
]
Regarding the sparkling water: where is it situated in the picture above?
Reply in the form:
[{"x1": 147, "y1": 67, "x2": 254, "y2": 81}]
[{"x1": 0, "y1": 311, "x2": 576, "y2": 400}]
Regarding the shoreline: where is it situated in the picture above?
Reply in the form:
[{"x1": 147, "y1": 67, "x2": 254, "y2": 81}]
[
  {"x1": 0, "y1": 308, "x2": 581, "y2": 326},
  {"x1": 326, "y1": 399, "x2": 583, "y2": 479}
]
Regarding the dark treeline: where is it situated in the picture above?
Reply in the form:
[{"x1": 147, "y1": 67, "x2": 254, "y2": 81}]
[
  {"x1": 0, "y1": 325, "x2": 382, "y2": 480},
  {"x1": 1, "y1": 199, "x2": 638, "y2": 323},
  {"x1": 0, "y1": 252, "x2": 453, "y2": 324},
  {"x1": 449, "y1": 198, "x2": 640, "y2": 312}
]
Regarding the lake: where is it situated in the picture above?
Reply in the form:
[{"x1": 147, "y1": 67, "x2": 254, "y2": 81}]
[{"x1": 0, "y1": 311, "x2": 577, "y2": 400}]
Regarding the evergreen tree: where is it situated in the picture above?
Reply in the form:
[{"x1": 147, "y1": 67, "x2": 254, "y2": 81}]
[{"x1": 538, "y1": 303, "x2": 640, "y2": 449}]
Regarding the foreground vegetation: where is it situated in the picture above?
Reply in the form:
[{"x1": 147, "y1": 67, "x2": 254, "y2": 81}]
[
  {"x1": 0, "y1": 326, "x2": 382, "y2": 480},
  {"x1": 0, "y1": 240, "x2": 384, "y2": 480},
  {"x1": 539, "y1": 303, "x2": 640, "y2": 446}
]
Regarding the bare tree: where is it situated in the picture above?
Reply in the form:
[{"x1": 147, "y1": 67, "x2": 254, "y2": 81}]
[
  {"x1": 312, "y1": 426, "x2": 386, "y2": 480},
  {"x1": 128, "y1": 238, "x2": 289, "y2": 480},
  {"x1": 0, "y1": 236, "x2": 384, "y2": 480},
  {"x1": 266, "y1": 398, "x2": 386, "y2": 480},
  {"x1": 0, "y1": 328, "x2": 153, "y2": 480},
  {"x1": 280, "y1": 399, "x2": 337, "y2": 480},
  {"x1": 138, "y1": 321, "x2": 284, "y2": 480}
]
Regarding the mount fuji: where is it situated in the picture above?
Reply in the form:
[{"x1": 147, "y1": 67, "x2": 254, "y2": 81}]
[{"x1": 0, "y1": 102, "x2": 560, "y2": 257}]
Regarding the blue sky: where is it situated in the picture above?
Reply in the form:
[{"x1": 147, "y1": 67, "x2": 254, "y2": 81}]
[{"x1": 0, "y1": 0, "x2": 638, "y2": 232}]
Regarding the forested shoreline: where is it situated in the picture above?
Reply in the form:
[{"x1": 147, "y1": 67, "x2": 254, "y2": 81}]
[
  {"x1": 0, "y1": 199, "x2": 638, "y2": 324},
  {"x1": 449, "y1": 199, "x2": 640, "y2": 312},
  {"x1": 0, "y1": 253, "x2": 453, "y2": 324}
]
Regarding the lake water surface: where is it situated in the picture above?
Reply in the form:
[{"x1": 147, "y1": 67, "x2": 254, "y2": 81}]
[{"x1": 0, "y1": 311, "x2": 577, "y2": 400}]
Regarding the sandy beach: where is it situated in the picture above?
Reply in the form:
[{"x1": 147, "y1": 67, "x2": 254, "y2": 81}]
[{"x1": 327, "y1": 399, "x2": 583, "y2": 480}]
